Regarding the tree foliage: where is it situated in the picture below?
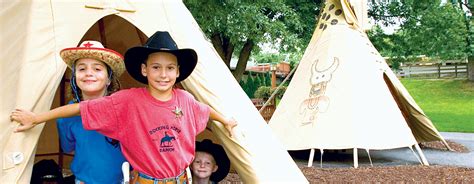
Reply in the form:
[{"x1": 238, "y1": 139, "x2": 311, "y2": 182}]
[
  {"x1": 184, "y1": 0, "x2": 319, "y2": 82},
  {"x1": 253, "y1": 53, "x2": 285, "y2": 64},
  {"x1": 184, "y1": 0, "x2": 471, "y2": 83},
  {"x1": 368, "y1": 0, "x2": 470, "y2": 62},
  {"x1": 254, "y1": 86, "x2": 287, "y2": 100}
]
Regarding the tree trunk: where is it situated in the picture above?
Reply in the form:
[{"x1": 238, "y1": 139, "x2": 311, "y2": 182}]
[
  {"x1": 469, "y1": 56, "x2": 474, "y2": 81},
  {"x1": 210, "y1": 33, "x2": 234, "y2": 68},
  {"x1": 233, "y1": 40, "x2": 254, "y2": 82}
]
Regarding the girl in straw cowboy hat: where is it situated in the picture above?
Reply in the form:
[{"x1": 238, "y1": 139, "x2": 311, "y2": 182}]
[
  {"x1": 54, "y1": 40, "x2": 127, "y2": 183},
  {"x1": 11, "y1": 31, "x2": 237, "y2": 183}
]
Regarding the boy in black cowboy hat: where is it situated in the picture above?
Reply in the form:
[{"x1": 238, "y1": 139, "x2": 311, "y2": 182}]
[
  {"x1": 191, "y1": 139, "x2": 230, "y2": 184},
  {"x1": 11, "y1": 31, "x2": 237, "y2": 183}
]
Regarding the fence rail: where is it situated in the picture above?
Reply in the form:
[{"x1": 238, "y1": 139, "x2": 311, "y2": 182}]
[{"x1": 398, "y1": 63, "x2": 468, "y2": 78}]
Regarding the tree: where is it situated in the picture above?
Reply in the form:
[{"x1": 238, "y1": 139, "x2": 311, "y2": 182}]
[
  {"x1": 368, "y1": 0, "x2": 469, "y2": 61},
  {"x1": 184, "y1": 0, "x2": 319, "y2": 82},
  {"x1": 242, "y1": 73, "x2": 256, "y2": 98},
  {"x1": 264, "y1": 72, "x2": 272, "y2": 86},
  {"x1": 253, "y1": 53, "x2": 284, "y2": 64},
  {"x1": 367, "y1": 25, "x2": 395, "y2": 57},
  {"x1": 450, "y1": 0, "x2": 474, "y2": 80}
]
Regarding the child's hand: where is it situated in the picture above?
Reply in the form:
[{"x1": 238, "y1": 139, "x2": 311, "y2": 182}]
[
  {"x1": 10, "y1": 109, "x2": 37, "y2": 132},
  {"x1": 224, "y1": 117, "x2": 237, "y2": 137}
]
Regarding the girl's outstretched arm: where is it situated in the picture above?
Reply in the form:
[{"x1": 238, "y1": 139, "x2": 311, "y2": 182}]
[
  {"x1": 209, "y1": 107, "x2": 237, "y2": 137},
  {"x1": 10, "y1": 103, "x2": 80, "y2": 132}
]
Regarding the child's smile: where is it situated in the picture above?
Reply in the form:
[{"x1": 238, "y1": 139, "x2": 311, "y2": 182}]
[
  {"x1": 75, "y1": 58, "x2": 109, "y2": 99},
  {"x1": 142, "y1": 52, "x2": 180, "y2": 100}
]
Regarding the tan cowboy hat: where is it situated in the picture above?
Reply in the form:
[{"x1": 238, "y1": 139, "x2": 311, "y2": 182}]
[{"x1": 60, "y1": 40, "x2": 125, "y2": 77}]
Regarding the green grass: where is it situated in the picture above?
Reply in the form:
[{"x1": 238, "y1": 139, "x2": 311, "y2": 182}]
[{"x1": 400, "y1": 79, "x2": 474, "y2": 133}]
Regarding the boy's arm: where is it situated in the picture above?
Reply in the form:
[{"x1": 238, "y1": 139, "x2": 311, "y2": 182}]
[
  {"x1": 10, "y1": 103, "x2": 80, "y2": 132},
  {"x1": 209, "y1": 107, "x2": 237, "y2": 137}
]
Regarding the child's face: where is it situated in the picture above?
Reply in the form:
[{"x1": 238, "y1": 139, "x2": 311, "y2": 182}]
[
  {"x1": 141, "y1": 52, "x2": 180, "y2": 97},
  {"x1": 191, "y1": 151, "x2": 218, "y2": 179},
  {"x1": 74, "y1": 58, "x2": 110, "y2": 98}
]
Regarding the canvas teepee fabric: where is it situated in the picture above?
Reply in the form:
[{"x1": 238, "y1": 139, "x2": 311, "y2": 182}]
[
  {"x1": 268, "y1": 0, "x2": 449, "y2": 166},
  {"x1": 0, "y1": 1, "x2": 307, "y2": 183}
]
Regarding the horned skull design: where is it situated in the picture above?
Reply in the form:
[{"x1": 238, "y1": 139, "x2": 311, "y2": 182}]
[{"x1": 299, "y1": 57, "x2": 339, "y2": 126}]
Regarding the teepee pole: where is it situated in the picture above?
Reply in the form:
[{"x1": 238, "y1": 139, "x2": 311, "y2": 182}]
[
  {"x1": 320, "y1": 149, "x2": 324, "y2": 168},
  {"x1": 259, "y1": 63, "x2": 299, "y2": 113},
  {"x1": 365, "y1": 149, "x2": 373, "y2": 167},
  {"x1": 414, "y1": 144, "x2": 429, "y2": 165},
  {"x1": 98, "y1": 19, "x2": 107, "y2": 47},
  {"x1": 307, "y1": 149, "x2": 315, "y2": 167},
  {"x1": 353, "y1": 148, "x2": 359, "y2": 168},
  {"x1": 409, "y1": 146, "x2": 422, "y2": 164}
]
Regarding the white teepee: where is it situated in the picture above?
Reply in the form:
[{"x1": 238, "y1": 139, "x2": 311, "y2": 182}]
[
  {"x1": 268, "y1": 0, "x2": 449, "y2": 168},
  {"x1": 0, "y1": 0, "x2": 307, "y2": 183}
]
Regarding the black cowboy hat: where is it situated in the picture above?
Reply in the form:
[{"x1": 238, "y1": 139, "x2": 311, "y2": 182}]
[
  {"x1": 195, "y1": 139, "x2": 230, "y2": 182},
  {"x1": 124, "y1": 31, "x2": 198, "y2": 84}
]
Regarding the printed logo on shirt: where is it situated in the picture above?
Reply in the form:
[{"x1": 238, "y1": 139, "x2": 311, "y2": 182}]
[
  {"x1": 159, "y1": 131, "x2": 175, "y2": 152},
  {"x1": 149, "y1": 125, "x2": 182, "y2": 153}
]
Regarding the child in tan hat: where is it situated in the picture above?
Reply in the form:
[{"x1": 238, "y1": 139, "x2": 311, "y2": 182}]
[
  {"x1": 53, "y1": 40, "x2": 127, "y2": 183},
  {"x1": 11, "y1": 31, "x2": 237, "y2": 183}
]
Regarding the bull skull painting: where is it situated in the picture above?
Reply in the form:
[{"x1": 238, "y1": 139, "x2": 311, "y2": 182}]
[{"x1": 299, "y1": 57, "x2": 339, "y2": 126}]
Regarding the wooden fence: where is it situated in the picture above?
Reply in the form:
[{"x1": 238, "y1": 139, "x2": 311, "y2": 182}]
[
  {"x1": 252, "y1": 98, "x2": 276, "y2": 122},
  {"x1": 398, "y1": 62, "x2": 468, "y2": 78},
  {"x1": 255, "y1": 104, "x2": 276, "y2": 122}
]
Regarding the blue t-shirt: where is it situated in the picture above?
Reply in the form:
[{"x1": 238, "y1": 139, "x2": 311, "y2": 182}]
[{"x1": 57, "y1": 112, "x2": 126, "y2": 184}]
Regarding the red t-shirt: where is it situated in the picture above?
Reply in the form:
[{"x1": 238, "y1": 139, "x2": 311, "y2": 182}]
[{"x1": 80, "y1": 88, "x2": 210, "y2": 178}]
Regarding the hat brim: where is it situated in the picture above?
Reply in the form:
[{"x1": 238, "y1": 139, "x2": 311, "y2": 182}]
[
  {"x1": 124, "y1": 46, "x2": 197, "y2": 84},
  {"x1": 60, "y1": 48, "x2": 125, "y2": 77},
  {"x1": 195, "y1": 140, "x2": 230, "y2": 182}
]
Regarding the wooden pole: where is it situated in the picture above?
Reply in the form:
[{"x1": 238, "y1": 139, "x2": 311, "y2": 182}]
[
  {"x1": 455, "y1": 62, "x2": 458, "y2": 78},
  {"x1": 271, "y1": 66, "x2": 277, "y2": 89},
  {"x1": 259, "y1": 63, "x2": 299, "y2": 113},
  {"x1": 307, "y1": 149, "x2": 315, "y2": 167},
  {"x1": 438, "y1": 63, "x2": 441, "y2": 78},
  {"x1": 469, "y1": 56, "x2": 474, "y2": 81},
  {"x1": 58, "y1": 76, "x2": 66, "y2": 169},
  {"x1": 353, "y1": 148, "x2": 359, "y2": 168},
  {"x1": 98, "y1": 19, "x2": 107, "y2": 47}
]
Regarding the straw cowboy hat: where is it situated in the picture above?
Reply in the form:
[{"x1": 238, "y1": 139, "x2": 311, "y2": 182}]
[
  {"x1": 124, "y1": 31, "x2": 198, "y2": 84},
  {"x1": 195, "y1": 139, "x2": 230, "y2": 182},
  {"x1": 60, "y1": 40, "x2": 125, "y2": 77}
]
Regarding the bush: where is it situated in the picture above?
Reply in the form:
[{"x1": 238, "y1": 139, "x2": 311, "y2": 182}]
[
  {"x1": 254, "y1": 86, "x2": 288, "y2": 100},
  {"x1": 254, "y1": 86, "x2": 272, "y2": 99}
]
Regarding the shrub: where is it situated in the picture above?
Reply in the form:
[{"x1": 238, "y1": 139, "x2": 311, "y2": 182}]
[{"x1": 254, "y1": 86, "x2": 287, "y2": 100}]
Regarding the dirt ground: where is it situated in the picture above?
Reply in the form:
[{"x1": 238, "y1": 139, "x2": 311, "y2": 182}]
[{"x1": 220, "y1": 141, "x2": 474, "y2": 183}]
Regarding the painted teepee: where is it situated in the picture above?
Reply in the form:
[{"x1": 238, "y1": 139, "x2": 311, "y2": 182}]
[
  {"x1": 268, "y1": 0, "x2": 450, "y2": 168},
  {"x1": 0, "y1": 0, "x2": 307, "y2": 183}
]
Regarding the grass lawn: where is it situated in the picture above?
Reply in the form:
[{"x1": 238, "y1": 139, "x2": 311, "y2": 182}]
[{"x1": 400, "y1": 79, "x2": 474, "y2": 133}]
